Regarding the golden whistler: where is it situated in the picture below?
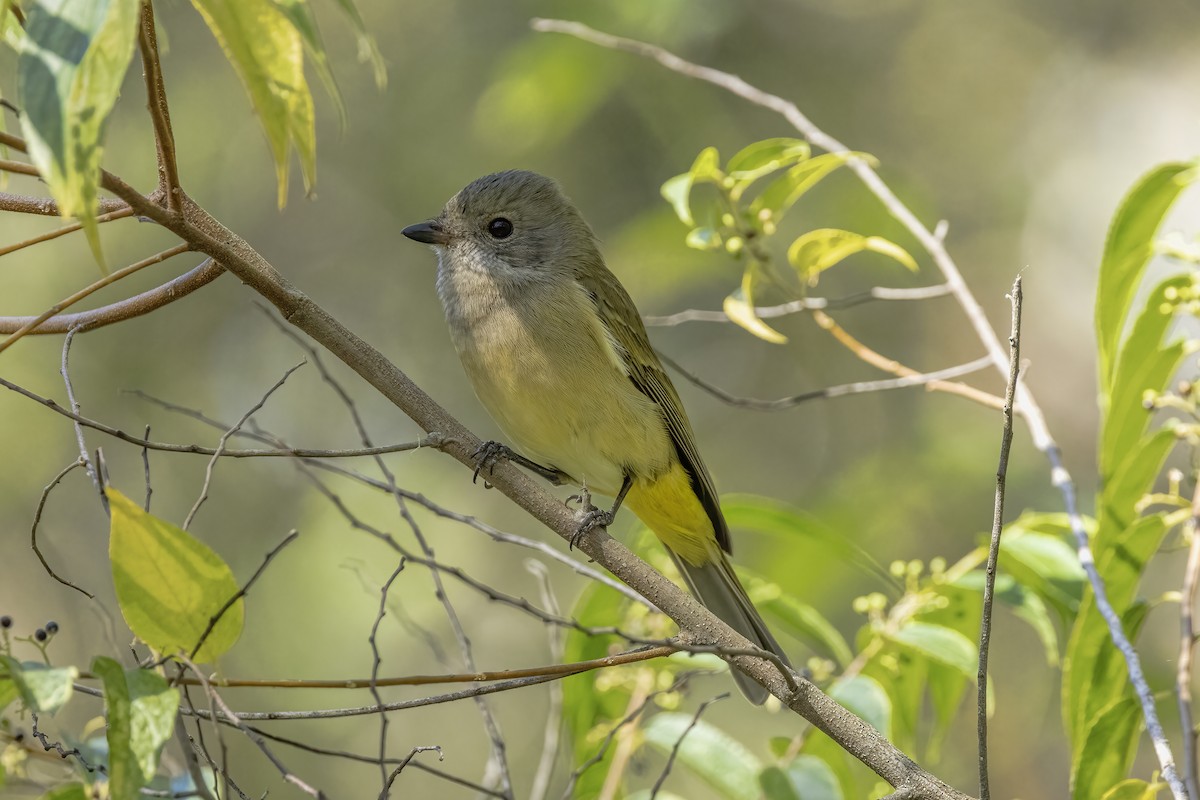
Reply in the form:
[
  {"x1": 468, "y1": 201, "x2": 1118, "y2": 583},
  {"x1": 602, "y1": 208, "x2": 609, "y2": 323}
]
[{"x1": 403, "y1": 170, "x2": 790, "y2": 702}]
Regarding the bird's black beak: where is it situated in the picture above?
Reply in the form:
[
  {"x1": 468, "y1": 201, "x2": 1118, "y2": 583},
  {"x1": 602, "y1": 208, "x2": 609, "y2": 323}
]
[{"x1": 402, "y1": 220, "x2": 449, "y2": 246}]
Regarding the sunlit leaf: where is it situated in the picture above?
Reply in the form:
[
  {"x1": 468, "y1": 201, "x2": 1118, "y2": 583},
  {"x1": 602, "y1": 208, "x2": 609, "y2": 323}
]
[
  {"x1": 787, "y1": 228, "x2": 918, "y2": 284},
  {"x1": 1071, "y1": 696, "x2": 1142, "y2": 800},
  {"x1": 1101, "y1": 274, "x2": 1192, "y2": 476},
  {"x1": 887, "y1": 622, "x2": 977, "y2": 678},
  {"x1": 1100, "y1": 427, "x2": 1178, "y2": 536},
  {"x1": 689, "y1": 146, "x2": 722, "y2": 183},
  {"x1": 642, "y1": 714, "x2": 761, "y2": 800},
  {"x1": 749, "y1": 152, "x2": 871, "y2": 222},
  {"x1": 191, "y1": 0, "x2": 316, "y2": 207},
  {"x1": 1095, "y1": 160, "x2": 1198, "y2": 391},
  {"x1": 271, "y1": 0, "x2": 346, "y2": 129},
  {"x1": 1000, "y1": 525, "x2": 1087, "y2": 619},
  {"x1": 829, "y1": 675, "x2": 890, "y2": 736},
  {"x1": 1101, "y1": 779, "x2": 1165, "y2": 800},
  {"x1": 726, "y1": 138, "x2": 811, "y2": 198},
  {"x1": 126, "y1": 666, "x2": 180, "y2": 782},
  {"x1": 953, "y1": 571, "x2": 1060, "y2": 665},
  {"x1": 662, "y1": 173, "x2": 695, "y2": 226},
  {"x1": 18, "y1": 0, "x2": 142, "y2": 267},
  {"x1": 725, "y1": 276, "x2": 787, "y2": 343},
  {"x1": 0, "y1": 656, "x2": 77, "y2": 714},
  {"x1": 108, "y1": 488, "x2": 244, "y2": 662},
  {"x1": 92, "y1": 656, "x2": 140, "y2": 798}
]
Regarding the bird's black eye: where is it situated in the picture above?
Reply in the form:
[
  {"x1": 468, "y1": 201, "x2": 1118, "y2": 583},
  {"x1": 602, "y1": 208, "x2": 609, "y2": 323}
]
[{"x1": 488, "y1": 218, "x2": 513, "y2": 239}]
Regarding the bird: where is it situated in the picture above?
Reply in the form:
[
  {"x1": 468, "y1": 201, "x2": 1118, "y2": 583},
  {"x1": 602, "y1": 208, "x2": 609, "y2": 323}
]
[{"x1": 402, "y1": 170, "x2": 790, "y2": 702}]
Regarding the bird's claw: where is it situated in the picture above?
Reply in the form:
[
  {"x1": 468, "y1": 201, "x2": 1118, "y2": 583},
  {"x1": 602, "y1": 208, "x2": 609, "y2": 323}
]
[
  {"x1": 568, "y1": 494, "x2": 613, "y2": 551},
  {"x1": 471, "y1": 441, "x2": 509, "y2": 485}
]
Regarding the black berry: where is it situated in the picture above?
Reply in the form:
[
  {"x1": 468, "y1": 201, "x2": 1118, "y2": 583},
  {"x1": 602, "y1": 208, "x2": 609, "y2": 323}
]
[
  {"x1": 34, "y1": 628, "x2": 47, "y2": 642},
  {"x1": 45, "y1": 621, "x2": 59, "y2": 634},
  {"x1": 0, "y1": 616, "x2": 11, "y2": 629}
]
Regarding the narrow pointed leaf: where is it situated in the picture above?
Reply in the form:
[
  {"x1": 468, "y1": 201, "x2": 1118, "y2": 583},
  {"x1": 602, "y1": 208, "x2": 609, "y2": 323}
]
[
  {"x1": 725, "y1": 279, "x2": 787, "y2": 344},
  {"x1": 18, "y1": 0, "x2": 142, "y2": 268},
  {"x1": 328, "y1": 0, "x2": 386, "y2": 88},
  {"x1": 787, "y1": 228, "x2": 918, "y2": 284},
  {"x1": 749, "y1": 152, "x2": 871, "y2": 222}
]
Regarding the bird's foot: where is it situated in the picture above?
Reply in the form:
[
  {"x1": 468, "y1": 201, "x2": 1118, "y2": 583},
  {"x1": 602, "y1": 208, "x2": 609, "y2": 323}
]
[
  {"x1": 566, "y1": 488, "x2": 614, "y2": 550},
  {"x1": 471, "y1": 441, "x2": 510, "y2": 485}
]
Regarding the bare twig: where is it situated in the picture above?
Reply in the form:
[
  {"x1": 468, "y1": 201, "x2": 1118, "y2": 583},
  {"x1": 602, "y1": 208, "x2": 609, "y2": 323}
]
[
  {"x1": 642, "y1": 283, "x2": 953, "y2": 325},
  {"x1": 0, "y1": 244, "x2": 191, "y2": 353},
  {"x1": 30, "y1": 458, "x2": 93, "y2": 597},
  {"x1": 137, "y1": 0, "x2": 181, "y2": 213},
  {"x1": 649, "y1": 693, "x2": 729, "y2": 798},
  {"x1": 369, "y1": 559, "x2": 407, "y2": 795},
  {"x1": 977, "y1": 276, "x2": 1021, "y2": 800},
  {"x1": 173, "y1": 714, "x2": 218, "y2": 800},
  {"x1": 183, "y1": 360, "x2": 306, "y2": 529},
  {"x1": 0, "y1": 189, "x2": 127, "y2": 216},
  {"x1": 660, "y1": 351, "x2": 994, "y2": 411},
  {"x1": 380, "y1": 746, "x2": 445, "y2": 799},
  {"x1": 60, "y1": 329, "x2": 105, "y2": 514},
  {"x1": 0, "y1": 205, "x2": 134, "y2": 257},
  {"x1": 142, "y1": 425, "x2": 153, "y2": 511},
  {"x1": 529, "y1": 560, "x2": 565, "y2": 800},
  {"x1": 186, "y1": 530, "x2": 299, "y2": 662},
  {"x1": 1180, "y1": 483, "x2": 1200, "y2": 800},
  {"x1": 176, "y1": 655, "x2": 326, "y2": 798},
  {"x1": 0, "y1": 258, "x2": 225, "y2": 334}
]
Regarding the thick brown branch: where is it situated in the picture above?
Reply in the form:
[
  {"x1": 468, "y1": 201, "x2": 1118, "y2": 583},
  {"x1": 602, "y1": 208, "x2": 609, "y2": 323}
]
[{"x1": 137, "y1": 0, "x2": 181, "y2": 212}]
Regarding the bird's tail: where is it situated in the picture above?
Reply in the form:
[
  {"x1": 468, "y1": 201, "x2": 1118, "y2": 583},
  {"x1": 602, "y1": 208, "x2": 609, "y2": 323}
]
[{"x1": 668, "y1": 549, "x2": 791, "y2": 704}]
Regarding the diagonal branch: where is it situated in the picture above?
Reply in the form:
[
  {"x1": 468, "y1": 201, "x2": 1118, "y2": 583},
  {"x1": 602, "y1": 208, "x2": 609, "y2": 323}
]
[{"x1": 137, "y1": 0, "x2": 181, "y2": 212}]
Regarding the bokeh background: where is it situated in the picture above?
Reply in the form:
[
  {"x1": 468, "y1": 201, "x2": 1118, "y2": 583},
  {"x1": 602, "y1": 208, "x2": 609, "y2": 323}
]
[{"x1": 3, "y1": 0, "x2": 1200, "y2": 797}]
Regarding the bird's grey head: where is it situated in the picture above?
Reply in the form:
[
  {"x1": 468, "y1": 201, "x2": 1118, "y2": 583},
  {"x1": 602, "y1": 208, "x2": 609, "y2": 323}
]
[{"x1": 401, "y1": 170, "x2": 600, "y2": 284}]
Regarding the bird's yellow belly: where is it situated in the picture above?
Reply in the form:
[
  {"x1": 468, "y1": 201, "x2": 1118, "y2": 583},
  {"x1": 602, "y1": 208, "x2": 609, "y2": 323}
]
[{"x1": 453, "y1": 303, "x2": 673, "y2": 497}]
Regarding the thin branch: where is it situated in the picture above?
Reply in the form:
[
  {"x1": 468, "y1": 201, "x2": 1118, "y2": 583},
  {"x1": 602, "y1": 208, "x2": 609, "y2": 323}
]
[
  {"x1": 599, "y1": 669, "x2": 656, "y2": 800},
  {"x1": 369, "y1": 559, "x2": 406, "y2": 796},
  {"x1": 529, "y1": 560, "x2": 565, "y2": 800},
  {"x1": 137, "y1": 0, "x2": 181, "y2": 213},
  {"x1": 0, "y1": 190, "x2": 129, "y2": 217},
  {"x1": 60, "y1": 328, "x2": 105, "y2": 513},
  {"x1": 30, "y1": 458, "x2": 93, "y2": 598},
  {"x1": 977, "y1": 276, "x2": 1021, "y2": 800},
  {"x1": 659, "y1": 351, "x2": 994, "y2": 411},
  {"x1": 173, "y1": 714, "x2": 218, "y2": 800},
  {"x1": 529, "y1": 19, "x2": 1177, "y2": 797},
  {"x1": 0, "y1": 258, "x2": 225, "y2": 334},
  {"x1": 1180, "y1": 482, "x2": 1200, "y2": 800},
  {"x1": 649, "y1": 693, "x2": 729, "y2": 798},
  {"x1": 0, "y1": 375, "x2": 433, "y2": 458},
  {"x1": 186, "y1": 530, "x2": 299, "y2": 662},
  {"x1": 183, "y1": 360, "x2": 306, "y2": 529},
  {"x1": 0, "y1": 205, "x2": 135, "y2": 257},
  {"x1": 380, "y1": 746, "x2": 445, "y2": 799},
  {"x1": 142, "y1": 425, "x2": 153, "y2": 511},
  {"x1": 175, "y1": 655, "x2": 326, "y2": 799},
  {"x1": 642, "y1": 283, "x2": 953, "y2": 326},
  {"x1": 0, "y1": 243, "x2": 191, "y2": 353}
]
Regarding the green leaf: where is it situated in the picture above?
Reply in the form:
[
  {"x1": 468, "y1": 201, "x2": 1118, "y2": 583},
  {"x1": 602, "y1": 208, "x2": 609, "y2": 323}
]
[
  {"x1": 327, "y1": 0, "x2": 386, "y2": 88},
  {"x1": 756, "y1": 592, "x2": 853, "y2": 667},
  {"x1": 760, "y1": 755, "x2": 844, "y2": 800},
  {"x1": 749, "y1": 152, "x2": 871, "y2": 222},
  {"x1": 787, "y1": 229, "x2": 918, "y2": 284},
  {"x1": 726, "y1": 138, "x2": 810, "y2": 177},
  {"x1": 18, "y1": 0, "x2": 142, "y2": 267},
  {"x1": 722, "y1": 495, "x2": 893, "y2": 587},
  {"x1": 1095, "y1": 160, "x2": 1198, "y2": 390},
  {"x1": 190, "y1": 0, "x2": 316, "y2": 207},
  {"x1": 860, "y1": 649, "x2": 925, "y2": 754},
  {"x1": 127, "y1": 667, "x2": 181, "y2": 782},
  {"x1": 829, "y1": 675, "x2": 890, "y2": 736},
  {"x1": 92, "y1": 655, "x2": 141, "y2": 798},
  {"x1": 108, "y1": 488, "x2": 244, "y2": 662},
  {"x1": 0, "y1": 675, "x2": 17, "y2": 712},
  {"x1": 1000, "y1": 527, "x2": 1087, "y2": 619},
  {"x1": 37, "y1": 784, "x2": 88, "y2": 800},
  {"x1": 887, "y1": 622, "x2": 977, "y2": 678},
  {"x1": 1100, "y1": 427, "x2": 1178, "y2": 536},
  {"x1": 270, "y1": 0, "x2": 346, "y2": 129},
  {"x1": 642, "y1": 714, "x2": 761, "y2": 800},
  {"x1": 924, "y1": 661, "x2": 971, "y2": 761},
  {"x1": 1101, "y1": 779, "x2": 1165, "y2": 800},
  {"x1": 1101, "y1": 275, "x2": 1192, "y2": 475},
  {"x1": 661, "y1": 148, "x2": 722, "y2": 227},
  {"x1": 724, "y1": 274, "x2": 788, "y2": 344},
  {"x1": 1071, "y1": 696, "x2": 1142, "y2": 800},
  {"x1": 0, "y1": 656, "x2": 77, "y2": 714}
]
